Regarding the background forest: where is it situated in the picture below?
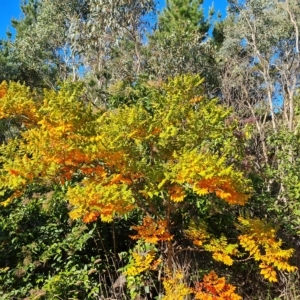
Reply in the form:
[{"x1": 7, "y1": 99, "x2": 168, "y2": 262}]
[{"x1": 1, "y1": 0, "x2": 300, "y2": 299}]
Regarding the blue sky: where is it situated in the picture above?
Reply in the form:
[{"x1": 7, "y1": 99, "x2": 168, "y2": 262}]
[
  {"x1": 0, "y1": 1, "x2": 23, "y2": 39},
  {"x1": 0, "y1": 0, "x2": 228, "y2": 40}
]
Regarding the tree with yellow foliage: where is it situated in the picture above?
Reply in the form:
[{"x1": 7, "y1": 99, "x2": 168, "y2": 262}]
[{"x1": 0, "y1": 75, "x2": 297, "y2": 298}]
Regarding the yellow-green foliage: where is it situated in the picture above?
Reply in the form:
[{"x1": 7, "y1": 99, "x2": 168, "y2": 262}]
[
  {"x1": 162, "y1": 270, "x2": 192, "y2": 300},
  {"x1": 0, "y1": 75, "x2": 251, "y2": 219},
  {"x1": 0, "y1": 81, "x2": 38, "y2": 123},
  {"x1": 0, "y1": 81, "x2": 97, "y2": 206},
  {"x1": 237, "y1": 217, "x2": 297, "y2": 282},
  {"x1": 185, "y1": 222, "x2": 239, "y2": 266},
  {"x1": 185, "y1": 218, "x2": 297, "y2": 282}
]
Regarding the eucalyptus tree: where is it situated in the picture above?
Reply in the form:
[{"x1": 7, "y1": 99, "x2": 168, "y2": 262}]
[
  {"x1": 219, "y1": 0, "x2": 300, "y2": 235},
  {"x1": 67, "y1": 0, "x2": 155, "y2": 104},
  {"x1": 221, "y1": 0, "x2": 300, "y2": 141},
  {"x1": 3, "y1": 0, "x2": 154, "y2": 92}
]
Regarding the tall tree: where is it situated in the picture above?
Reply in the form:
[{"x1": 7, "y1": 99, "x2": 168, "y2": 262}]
[
  {"x1": 3, "y1": 0, "x2": 88, "y2": 88},
  {"x1": 0, "y1": 1, "x2": 47, "y2": 87},
  {"x1": 219, "y1": 0, "x2": 300, "y2": 234},
  {"x1": 146, "y1": 0, "x2": 220, "y2": 93},
  {"x1": 67, "y1": 0, "x2": 155, "y2": 104}
]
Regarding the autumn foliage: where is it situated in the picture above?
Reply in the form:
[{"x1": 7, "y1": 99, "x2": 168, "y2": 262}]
[
  {"x1": 0, "y1": 76, "x2": 297, "y2": 298},
  {"x1": 193, "y1": 271, "x2": 242, "y2": 300}
]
